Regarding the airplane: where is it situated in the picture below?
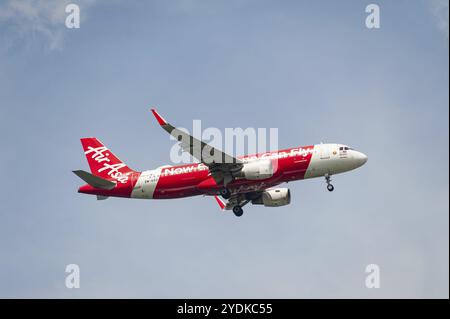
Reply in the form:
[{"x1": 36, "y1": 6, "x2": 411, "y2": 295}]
[{"x1": 73, "y1": 108, "x2": 368, "y2": 217}]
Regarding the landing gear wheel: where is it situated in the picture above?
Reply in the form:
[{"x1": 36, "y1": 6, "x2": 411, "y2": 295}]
[
  {"x1": 325, "y1": 174, "x2": 334, "y2": 192},
  {"x1": 220, "y1": 188, "x2": 231, "y2": 199},
  {"x1": 232, "y1": 205, "x2": 244, "y2": 217}
]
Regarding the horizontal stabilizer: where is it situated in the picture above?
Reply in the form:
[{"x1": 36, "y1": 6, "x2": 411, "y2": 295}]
[{"x1": 72, "y1": 170, "x2": 116, "y2": 190}]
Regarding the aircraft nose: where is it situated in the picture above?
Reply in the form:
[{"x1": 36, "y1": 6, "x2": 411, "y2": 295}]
[{"x1": 354, "y1": 151, "x2": 368, "y2": 166}]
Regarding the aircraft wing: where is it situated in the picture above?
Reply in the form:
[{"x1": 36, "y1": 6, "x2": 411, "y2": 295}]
[{"x1": 151, "y1": 108, "x2": 243, "y2": 186}]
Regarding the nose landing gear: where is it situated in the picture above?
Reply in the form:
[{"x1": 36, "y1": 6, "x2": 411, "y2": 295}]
[{"x1": 325, "y1": 174, "x2": 334, "y2": 192}]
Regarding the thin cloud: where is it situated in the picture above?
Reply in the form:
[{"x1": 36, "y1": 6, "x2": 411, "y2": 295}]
[
  {"x1": 430, "y1": 0, "x2": 449, "y2": 39},
  {"x1": 0, "y1": 0, "x2": 98, "y2": 51}
]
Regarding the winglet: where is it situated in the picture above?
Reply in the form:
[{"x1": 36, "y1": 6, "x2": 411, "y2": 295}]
[
  {"x1": 214, "y1": 196, "x2": 226, "y2": 210},
  {"x1": 150, "y1": 108, "x2": 168, "y2": 126}
]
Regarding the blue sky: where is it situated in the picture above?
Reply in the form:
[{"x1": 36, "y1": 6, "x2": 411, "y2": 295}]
[{"x1": 0, "y1": 0, "x2": 448, "y2": 298}]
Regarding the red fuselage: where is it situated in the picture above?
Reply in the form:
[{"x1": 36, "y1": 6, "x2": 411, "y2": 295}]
[{"x1": 79, "y1": 145, "x2": 314, "y2": 199}]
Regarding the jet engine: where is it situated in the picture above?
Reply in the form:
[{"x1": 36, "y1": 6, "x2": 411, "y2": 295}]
[
  {"x1": 251, "y1": 188, "x2": 291, "y2": 207},
  {"x1": 238, "y1": 159, "x2": 274, "y2": 180}
]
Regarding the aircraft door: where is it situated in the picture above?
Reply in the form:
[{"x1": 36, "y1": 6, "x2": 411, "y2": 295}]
[{"x1": 320, "y1": 144, "x2": 330, "y2": 160}]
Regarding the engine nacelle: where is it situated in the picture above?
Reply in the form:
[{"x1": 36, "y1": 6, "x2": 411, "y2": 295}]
[
  {"x1": 252, "y1": 188, "x2": 291, "y2": 207},
  {"x1": 239, "y1": 159, "x2": 274, "y2": 180}
]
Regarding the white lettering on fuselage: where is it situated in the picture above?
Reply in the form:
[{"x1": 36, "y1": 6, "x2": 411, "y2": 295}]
[
  {"x1": 161, "y1": 147, "x2": 314, "y2": 177},
  {"x1": 162, "y1": 163, "x2": 209, "y2": 176},
  {"x1": 241, "y1": 147, "x2": 313, "y2": 162},
  {"x1": 84, "y1": 146, "x2": 130, "y2": 183}
]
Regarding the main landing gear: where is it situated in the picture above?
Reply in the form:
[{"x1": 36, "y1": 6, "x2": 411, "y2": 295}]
[
  {"x1": 220, "y1": 188, "x2": 231, "y2": 199},
  {"x1": 232, "y1": 205, "x2": 244, "y2": 217},
  {"x1": 232, "y1": 199, "x2": 250, "y2": 217},
  {"x1": 325, "y1": 173, "x2": 334, "y2": 192},
  {"x1": 220, "y1": 189, "x2": 249, "y2": 217}
]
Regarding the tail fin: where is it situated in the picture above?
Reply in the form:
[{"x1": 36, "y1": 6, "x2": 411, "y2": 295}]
[{"x1": 80, "y1": 138, "x2": 135, "y2": 183}]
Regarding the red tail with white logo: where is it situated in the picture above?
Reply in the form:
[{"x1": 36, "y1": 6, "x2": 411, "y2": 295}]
[{"x1": 80, "y1": 138, "x2": 136, "y2": 182}]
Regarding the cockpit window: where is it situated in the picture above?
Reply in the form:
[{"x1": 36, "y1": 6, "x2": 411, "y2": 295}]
[{"x1": 342, "y1": 147, "x2": 354, "y2": 151}]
